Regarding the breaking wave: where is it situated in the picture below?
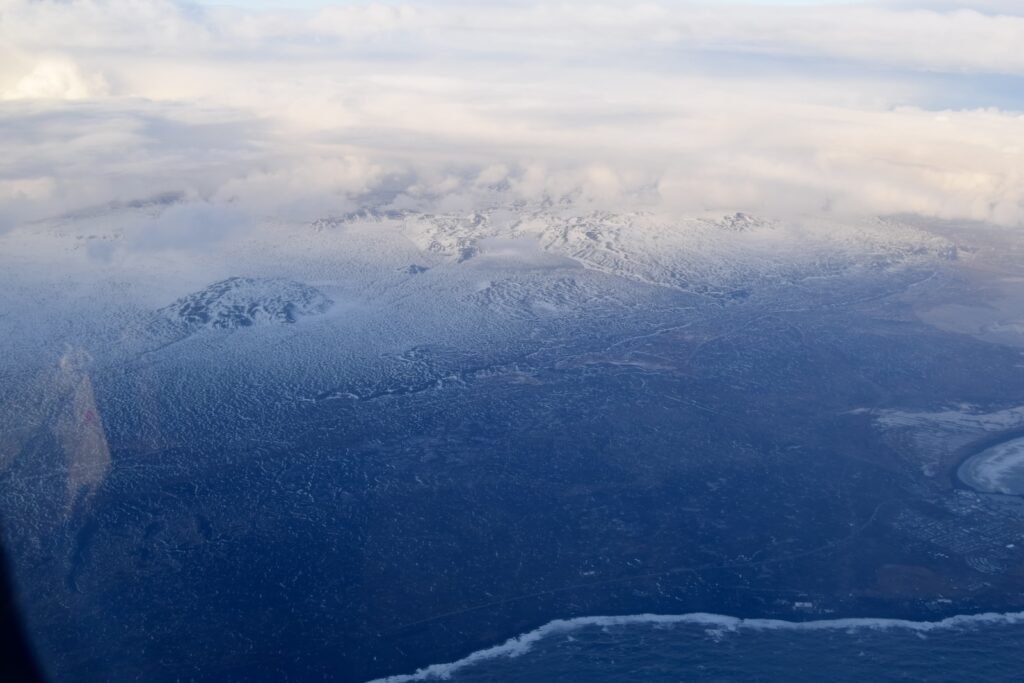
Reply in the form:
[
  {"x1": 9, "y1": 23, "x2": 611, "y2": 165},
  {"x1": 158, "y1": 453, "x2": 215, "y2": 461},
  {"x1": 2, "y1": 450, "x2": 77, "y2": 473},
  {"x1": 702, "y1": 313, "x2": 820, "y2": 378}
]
[{"x1": 368, "y1": 610, "x2": 1024, "y2": 682}]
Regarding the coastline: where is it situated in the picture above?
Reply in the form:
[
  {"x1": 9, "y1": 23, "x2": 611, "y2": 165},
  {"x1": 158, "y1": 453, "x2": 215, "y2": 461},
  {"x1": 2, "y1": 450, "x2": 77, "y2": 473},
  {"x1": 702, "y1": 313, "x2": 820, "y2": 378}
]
[
  {"x1": 367, "y1": 609, "x2": 1024, "y2": 682},
  {"x1": 949, "y1": 426, "x2": 1024, "y2": 494}
]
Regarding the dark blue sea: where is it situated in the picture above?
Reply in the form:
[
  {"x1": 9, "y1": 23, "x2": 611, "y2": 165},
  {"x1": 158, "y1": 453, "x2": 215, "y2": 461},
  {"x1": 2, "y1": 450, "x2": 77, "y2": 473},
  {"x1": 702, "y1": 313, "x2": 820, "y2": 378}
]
[{"x1": 375, "y1": 612, "x2": 1024, "y2": 682}]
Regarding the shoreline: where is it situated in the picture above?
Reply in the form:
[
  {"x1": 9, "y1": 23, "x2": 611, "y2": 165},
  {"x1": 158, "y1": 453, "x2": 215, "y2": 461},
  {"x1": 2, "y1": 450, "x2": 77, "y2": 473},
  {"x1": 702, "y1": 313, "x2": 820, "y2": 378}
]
[
  {"x1": 367, "y1": 608, "x2": 1024, "y2": 682},
  {"x1": 949, "y1": 426, "x2": 1024, "y2": 495}
]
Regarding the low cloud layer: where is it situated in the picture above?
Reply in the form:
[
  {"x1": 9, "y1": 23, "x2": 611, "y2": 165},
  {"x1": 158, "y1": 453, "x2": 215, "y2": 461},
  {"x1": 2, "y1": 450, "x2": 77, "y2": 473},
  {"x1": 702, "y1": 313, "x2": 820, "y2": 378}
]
[{"x1": 0, "y1": 0, "x2": 1022, "y2": 228}]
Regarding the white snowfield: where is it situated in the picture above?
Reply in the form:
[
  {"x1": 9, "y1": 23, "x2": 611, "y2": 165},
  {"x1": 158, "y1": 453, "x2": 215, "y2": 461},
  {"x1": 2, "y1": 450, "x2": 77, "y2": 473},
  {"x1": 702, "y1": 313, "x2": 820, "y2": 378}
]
[
  {"x1": 0, "y1": 203, "x2": 960, "y2": 374},
  {"x1": 2, "y1": 203, "x2": 957, "y2": 288},
  {"x1": 390, "y1": 208, "x2": 955, "y2": 292}
]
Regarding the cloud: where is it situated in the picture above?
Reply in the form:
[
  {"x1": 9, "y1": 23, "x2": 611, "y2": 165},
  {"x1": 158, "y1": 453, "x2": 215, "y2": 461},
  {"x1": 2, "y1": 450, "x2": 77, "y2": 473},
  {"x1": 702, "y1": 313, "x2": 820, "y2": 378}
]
[
  {"x1": 0, "y1": 0, "x2": 1021, "y2": 230},
  {"x1": 122, "y1": 202, "x2": 247, "y2": 251},
  {"x1": 1, "y1": 59, "x2": 109, "y2": 101}
]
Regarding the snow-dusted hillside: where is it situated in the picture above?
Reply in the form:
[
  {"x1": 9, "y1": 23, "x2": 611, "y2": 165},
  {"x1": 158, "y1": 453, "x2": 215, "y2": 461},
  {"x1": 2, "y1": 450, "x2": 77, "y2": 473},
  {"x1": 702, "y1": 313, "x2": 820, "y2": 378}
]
[
  {"x1": 156, "y1": 277, "x2": 333, "y2": 332},
  {"x1": 309, "y1": 206, "x2": 959, "y2": 296},
  {"x1": 0, "y1": 201, "x2": 968, "y2": 375}
]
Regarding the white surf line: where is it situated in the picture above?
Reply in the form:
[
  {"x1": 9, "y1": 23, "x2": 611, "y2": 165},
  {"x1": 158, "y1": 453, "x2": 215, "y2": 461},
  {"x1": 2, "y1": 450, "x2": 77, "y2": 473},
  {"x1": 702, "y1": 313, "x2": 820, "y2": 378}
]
[{"x1": 367, "y1": 610, "x2": 1024, "y2": 683}]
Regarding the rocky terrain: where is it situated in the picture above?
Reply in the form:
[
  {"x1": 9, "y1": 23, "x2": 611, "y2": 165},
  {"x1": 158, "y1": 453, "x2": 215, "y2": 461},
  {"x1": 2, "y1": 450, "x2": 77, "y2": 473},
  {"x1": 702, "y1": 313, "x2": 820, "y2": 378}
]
[{"x1": 156, "y1": 276, "x2": 333, "y2": 332}]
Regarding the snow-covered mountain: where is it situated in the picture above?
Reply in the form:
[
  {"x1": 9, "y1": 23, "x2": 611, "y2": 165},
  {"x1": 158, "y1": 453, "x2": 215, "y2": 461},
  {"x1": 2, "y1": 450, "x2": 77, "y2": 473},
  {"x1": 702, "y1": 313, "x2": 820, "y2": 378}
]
[
  {"x1": 156, "y1": 276, "x2": 333, "y2": 332},
  {"x1": 0, "y1": 202, "x2": 967, "y2": 369},
  {"x1": 309, "y1": 206, "x2": 959, "y2": 295}
]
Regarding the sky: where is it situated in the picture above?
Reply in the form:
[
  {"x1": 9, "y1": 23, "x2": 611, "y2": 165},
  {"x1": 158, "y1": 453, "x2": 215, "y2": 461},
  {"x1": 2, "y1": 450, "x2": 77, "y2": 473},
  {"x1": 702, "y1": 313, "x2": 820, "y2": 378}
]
[{"x1": 1, "y1": 0, "x2": 1022, "y2": 228}]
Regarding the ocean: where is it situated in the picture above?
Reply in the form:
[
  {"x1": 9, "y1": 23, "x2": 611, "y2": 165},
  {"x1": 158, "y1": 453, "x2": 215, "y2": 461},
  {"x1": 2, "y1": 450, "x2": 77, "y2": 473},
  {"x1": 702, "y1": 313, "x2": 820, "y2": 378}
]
[{"x1": 373, "y1": 612, "x2": 1024, "y2": 682}]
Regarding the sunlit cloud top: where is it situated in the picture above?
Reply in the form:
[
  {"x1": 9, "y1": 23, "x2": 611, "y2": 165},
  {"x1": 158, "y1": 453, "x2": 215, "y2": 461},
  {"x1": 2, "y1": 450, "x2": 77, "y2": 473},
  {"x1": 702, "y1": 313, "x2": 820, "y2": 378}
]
[{"x1": 1, "y1": 0, "x2": 1022, "y2": 228}]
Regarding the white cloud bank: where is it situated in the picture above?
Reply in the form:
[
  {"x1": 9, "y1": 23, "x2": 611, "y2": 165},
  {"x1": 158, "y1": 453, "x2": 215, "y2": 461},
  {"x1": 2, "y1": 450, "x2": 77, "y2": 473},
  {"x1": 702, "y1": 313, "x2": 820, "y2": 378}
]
[{"x1": 0, "y1": 0, "x2": 1022, "y2": 228}]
